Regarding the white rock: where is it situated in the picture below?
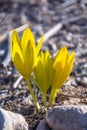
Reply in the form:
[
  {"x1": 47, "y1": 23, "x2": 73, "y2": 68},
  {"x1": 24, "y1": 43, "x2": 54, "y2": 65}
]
[{"x1": 0, "y1": 108, "x2": 28, "y2": 130}]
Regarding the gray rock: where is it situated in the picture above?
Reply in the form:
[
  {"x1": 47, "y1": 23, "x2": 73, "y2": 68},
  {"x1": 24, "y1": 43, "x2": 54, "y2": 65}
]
[
  {"x1": 37, "y1": 105, "x2": 87, "y2": 130},
  {"x1": 0, "y1": 108, "x2": 28, "y2": 130},
  {"x1": 36, "y1": 119, "x2": 50, "y2": 130}
]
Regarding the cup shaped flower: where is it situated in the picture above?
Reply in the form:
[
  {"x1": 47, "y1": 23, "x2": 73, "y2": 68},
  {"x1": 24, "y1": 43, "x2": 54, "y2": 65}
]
[
  {"x1": 10, "y1": 28, "x2": 44, "y2": 79},
  {"x1": 49, "y1": 46, "x2": 75, "y2": 105},
  {"x1": 34, "y1": 51, "x2": 53, "y2": 105}
]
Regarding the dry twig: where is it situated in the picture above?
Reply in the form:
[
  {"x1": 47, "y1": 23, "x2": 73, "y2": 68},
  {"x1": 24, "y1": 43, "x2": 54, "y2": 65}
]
[
  {"x1": 60, "y1": 0, "x2": 77, "y2": 9},
  {"x1": 13, "y1": 75, "x2": 23, "y2": 88}
]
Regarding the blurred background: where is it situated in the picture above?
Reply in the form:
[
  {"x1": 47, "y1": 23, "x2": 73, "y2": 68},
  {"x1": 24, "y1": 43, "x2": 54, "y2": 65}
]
[
  {"x1": 0, "y1": 0, "x2": 87, "y2": 129},
  {"x1": 0, "y1": 0, "x2": 87, "y2": 64}
]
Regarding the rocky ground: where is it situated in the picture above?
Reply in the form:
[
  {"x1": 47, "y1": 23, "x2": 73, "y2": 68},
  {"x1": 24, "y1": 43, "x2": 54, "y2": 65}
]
[{"x1": 0, "y1": 0, "x2": 87, "y2": 130}]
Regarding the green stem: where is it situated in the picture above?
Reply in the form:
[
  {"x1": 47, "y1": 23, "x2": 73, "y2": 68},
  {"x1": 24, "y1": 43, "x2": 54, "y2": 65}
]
[
  {"x1": 43, "y1": 94, "x2": 47, "y2": 107},
  {"x1": 30, "y1": 75, "x2": 37, "y2": 97},
  {"x1": 49, "y1": 88, "x2": 57, "y2": 106},
  {"x1": 25, "y1": 77, "x2": 40, "y2": 110},
  {"x1": 31, "y1": 75, "x2": 47, "y2": 107}
]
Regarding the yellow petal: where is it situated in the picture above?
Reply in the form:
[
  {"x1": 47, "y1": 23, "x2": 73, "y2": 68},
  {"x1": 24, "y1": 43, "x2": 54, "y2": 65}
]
[
  {"x1": 14, "y1": 53, "x2": 25, "y2": 76},
  {"x1": 34, "y1": 51, "x2": 52, "y2": 95},
  {"x1": 24, "y1": 40, "x2": 36, "y2": 78},
  {"x1": 21, "y1": 28, "x2": 35, "y2": 55},
  {"x1": 53, "y1": 46, "x2": 67, "y2": 69},
  {"x1": 11, "y1": 31, "x2": 23, "y2": 62},
  {"x1": 52, "y1": 48, "x2": 68, "y2": 89},
  {"x1": 36, "y1": 35, "x2": 44, "y2": 55},
  {"x1": 68, "y1": 51, "x2": 75, "y2": 63},
  {"x1": 34, "y1": 60, "x2": 47, "y2": 95},
  {"x1": 52, "y1": 51, "x2": 74, "y2": 90},
  {"x1": 58, "y1": 51, "x2": 74, "y2": 88},
  {"x1": 44, "y1": 51, "x2": 53, "y2": 86}
]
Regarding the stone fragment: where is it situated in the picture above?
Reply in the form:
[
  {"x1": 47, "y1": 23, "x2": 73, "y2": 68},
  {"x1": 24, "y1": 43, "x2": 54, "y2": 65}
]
[
  {"x1": 36, "y1": 119, "x2": 50, "y2": 130},
  {"x1": 37, "y1": 105, "x2": 87, "y2": 130},
  {"x1": 0, "y1": 108, "x2": 28, "y2": 130},
  {"x1": 47, "y1": 105, "x2": 87, "y2": 130}
]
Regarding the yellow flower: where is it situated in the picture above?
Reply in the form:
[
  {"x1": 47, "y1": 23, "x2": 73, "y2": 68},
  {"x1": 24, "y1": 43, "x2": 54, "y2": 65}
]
[
  {"x1": 10, "y1": 28, "x2": 44, "y2": 78},
  {"x1": 49, "y1": 46, "x2": 75, "y2": 105},
  {"x1": 34, "y1": 51, "x2": 53, "y2": 105}
]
